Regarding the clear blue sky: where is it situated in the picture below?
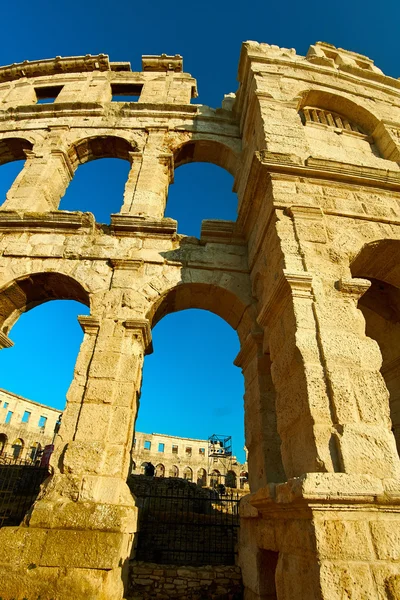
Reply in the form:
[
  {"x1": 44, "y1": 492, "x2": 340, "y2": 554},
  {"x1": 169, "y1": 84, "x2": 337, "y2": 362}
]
[{"x1": 0, "y1": 0, "x2": 399, "y2": 463}]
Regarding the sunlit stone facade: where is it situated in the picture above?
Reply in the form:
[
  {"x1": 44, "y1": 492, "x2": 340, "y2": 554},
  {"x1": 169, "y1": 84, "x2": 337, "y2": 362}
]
[{"x1": 0, "y1": 42, "x2": 399, "y2": 599}]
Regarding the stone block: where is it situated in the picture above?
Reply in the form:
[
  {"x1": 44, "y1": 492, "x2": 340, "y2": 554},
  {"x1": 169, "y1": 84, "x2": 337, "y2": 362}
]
[{"x1": 315, "y1": 518, "x2": 374, "y2": 560}]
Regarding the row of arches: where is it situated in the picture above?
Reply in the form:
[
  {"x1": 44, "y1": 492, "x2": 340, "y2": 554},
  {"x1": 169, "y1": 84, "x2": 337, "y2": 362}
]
[
  {"x1": 0, "y1": 433, "x2": 42, "y2": 461},
  {"x1": 132, "y1": 461, "x2": 243, "y2": 489},
  {"x1": 0, "y1": 86, "x2": 398, "y2": 228},
  {"x1": 0, "y1": 135, "x2": 238, "y2": 175},
  {"x1": 0, "y1": 136, "x2": 238, "y2": 234},
  {"x1": 0, "y1": 272, "x2": 247, "y2": 473},
  {"x1": 2, "y1": 242, "x2": 400, "y2": 485}
]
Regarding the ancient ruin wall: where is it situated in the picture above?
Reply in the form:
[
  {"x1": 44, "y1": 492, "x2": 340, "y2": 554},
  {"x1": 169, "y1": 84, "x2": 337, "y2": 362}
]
[{"x1": 0, "y1": 42, "x2": 399, "y2": 600}]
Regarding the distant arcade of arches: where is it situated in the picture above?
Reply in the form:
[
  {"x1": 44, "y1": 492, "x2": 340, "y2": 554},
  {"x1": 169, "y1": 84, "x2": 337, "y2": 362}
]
[{"x1": 0, "y1": 434, "x2": 44, "y2": 463}]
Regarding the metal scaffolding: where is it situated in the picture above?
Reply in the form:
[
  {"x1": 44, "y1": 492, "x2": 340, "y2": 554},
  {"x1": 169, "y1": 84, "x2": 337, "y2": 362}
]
[{"x1": 207, "y1": 434, "x2": 233, "y2": 488}]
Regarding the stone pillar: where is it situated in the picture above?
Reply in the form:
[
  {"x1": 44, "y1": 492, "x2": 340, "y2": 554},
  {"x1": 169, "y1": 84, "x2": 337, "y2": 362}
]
[
  {"x1": 2, "y1": 139, "x2": 73, "y2": 212},
  {"x1": 120, "y1": 129, "x2": 173, "y2": 218},
  {"x1": 235, "y1": 332, "x2": 285, "y2": 491},
  {"x1": 0, "y1": 313, "x2": 151, "y2": 600},
  {"x1": 257, "y1": 270, "x2": 339, "y2": 478}
]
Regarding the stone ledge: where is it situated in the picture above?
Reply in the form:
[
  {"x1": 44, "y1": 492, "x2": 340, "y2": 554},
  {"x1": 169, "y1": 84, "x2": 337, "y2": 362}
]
[
  {"x1": 244, "y1": 473, "x2": 398, "y2": 515},
  {"x1": 258, "y1": 151, "x2": 400, "y2": 191},
  {"x1": 0, "y1": 210, "x2": 95, "y2": 232},
  {"x1": 0, "y1": 54, "x2": 112, "y2": 84},
  {"x1": 200, "y1": 219, "x2": 246, "y2": 245},
  {"x1": 111, "y1": 214, "x2": 177, "y2": 237}
]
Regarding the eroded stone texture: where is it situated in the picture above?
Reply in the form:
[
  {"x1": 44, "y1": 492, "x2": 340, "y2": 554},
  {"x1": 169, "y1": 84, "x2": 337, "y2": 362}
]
[{"x1": 0, "y1": 43, "x2": 399, "y2": 599}]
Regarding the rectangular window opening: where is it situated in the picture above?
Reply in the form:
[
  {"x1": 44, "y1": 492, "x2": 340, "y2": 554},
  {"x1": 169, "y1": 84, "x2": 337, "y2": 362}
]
[
  {"x1": 21, "y1": 410, "x2": 31, "y2": 424},
  {"x1": 144, "y1": 440, "x2": 151, "y2": 450},
  {"x1": 185, "y1": 446, "x2": 192, "y2": 456},
  {"x1": 38, "y1": 416, "x2": 47, "y2": 429},
  {"x1": 35, "y1": 85, "x2": 63, "y2": 104},
  {"x1": 111, "y1": 83, "x2": 143, "y2": 102},
  {"x1": 199, "y1": 447, "x2": 205, "y2": 455},
  {"x1": 3, "y1": 402, "x2": 9, "y2": 409},
  {"x1": 172, "y1": 445, "x2": 178, "y2": 454},
  {"x1": 5, "y1": 411, "x2": 13, "y2": 424},
  {"x1": 158, "y1": 443, "x2": 165, "y2": 453}
]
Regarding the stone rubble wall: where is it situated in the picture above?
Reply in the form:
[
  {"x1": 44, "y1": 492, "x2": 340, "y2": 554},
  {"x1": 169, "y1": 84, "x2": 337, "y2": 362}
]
[{"x1": 127, "y1": 562, "x2": 243, "y2": 600}]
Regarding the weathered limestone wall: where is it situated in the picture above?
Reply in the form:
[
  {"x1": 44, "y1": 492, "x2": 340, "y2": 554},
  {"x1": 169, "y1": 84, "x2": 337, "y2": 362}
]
[
  {"x1": 235, "y1": 40, "x2": 400, "y2": 600},
  {"x1": 128, "y1": 562, "x2": 242, "y2": 600}
]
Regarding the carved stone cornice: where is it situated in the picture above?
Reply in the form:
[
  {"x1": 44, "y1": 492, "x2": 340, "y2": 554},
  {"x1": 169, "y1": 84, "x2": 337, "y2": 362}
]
[
  {"x1": 123, "y1": 318, "x2": 152, "y2": 353},
  {"x1": 0, "y1": 210, "x2": 95, "y2": 233},
  {"x1": 285, "y1": 205, "x2": 327, "y2": 244},
  {"x1": 337, "y1": 277, "x2": 371, "y2": 300},
  {"x1": 78, "y1": 316, "x2": 100, "y2": 335},
  {"x1": 0, "y1": 54, "x2": 112, "y2": 85},
  {"x1": 128, "y1": 151, "x2": 143, "y2": 163},
  {"x1": 50, "y1": 149, "x2": 75, "y2": 179},
  {"x1": 158, "y1": 152, "x2": 175, "y2": 184},
  {"x1": 234, "y1": 331, "x2": 264, "y2": 370},
  {"x1": 258, "y1": 151, "x2": 400, "y2": 192},
  {"x1": 111, "y1": 214, "x2": 177, "y2": 237},
  {"x1": 257, "y1": 270, "x2": 313, "y2": 327},
  {"x1": 200, "y1": 219, "x2": 246, "y2": 245},
  {"x1": 246, "y1": 473, "x2": 391, "y2": 518},
  {"x1": 0, "y1": 331, "x2": 14, "y2": 349}
]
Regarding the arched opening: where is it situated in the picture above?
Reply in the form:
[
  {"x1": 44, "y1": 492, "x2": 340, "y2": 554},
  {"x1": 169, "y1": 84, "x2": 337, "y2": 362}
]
[
  {"x1": 351, "y1": 239, "x2": 400, "y2": 456},
  {"x1": 0, "y1": 272, "x2": 90, "y2": 336},
  {"x1": 149, "y1": 282, "x2": 252, "y2": 336},
  {"x1": 140, "y1": 461, "x2": 147, "y2": 475},
  {"x1": 138, "y1": 306, "x2": 246, "y2": 474},
  {"x1": 183, "y1": 466, "x2": 193, "y2": 481},
  {"x1": 11, "y1": 438, "x2": 24, "y2": 460},
  {"x1": 298, "y1": 90, "x2": 398, "y2": 166},
  {"x1": 197, "y1": 468, "x2": 207, "y2": 486},
  {"x1": 210, "y1": 469, "x2": 221, "y2": 488},
  {"x1": 131, "y1": 460, "x2": 136, "y2": 473},
  {"x1": 0, "y1": 433, "x2": 7, "y2": 455},
  {"x1": 169, "y1": 465, "x2": 179, "y2": 478},
  {"x1": 155, "y1": 463, "x2": 165, "y2": 478},
  {"x1": 29, "y1": 442, "x2": 41, "y2": 463},
  {"x1": 60, "y1": 136, "x2": 138, "y2": 222},
  {"x1": 173, "y1": 140, "x2": 237, "y2": 175},
  {"x1": 226, "y1": 470, "x2": 237, "y2": 489},
  {"x1": 0, "y1": 273, "x2": 90, "y2": 423},
  {"x1": 167, "y1": 140, "x2": 239, "y2": 237},
  {"x1": 0, "y1": 137, "x2": 33, "y2": 208}
]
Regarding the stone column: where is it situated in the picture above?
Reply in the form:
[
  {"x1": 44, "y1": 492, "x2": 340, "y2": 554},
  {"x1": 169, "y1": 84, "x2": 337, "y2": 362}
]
[
  {"x1": 120, "y1": 129, "x2": 173, "y2": 218},
  {"x1": 235, "y1": 331, "x2": 285, "y2": 491},
  {"x1": 2, "y1": 148, "x2": 73, "y2": 212},
  {"x1": 0, "y1": 313, "x2": 152, "y2": 600},
  {"x1": 257, "y1": 270, "x2": 338, "y2": 478}
]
